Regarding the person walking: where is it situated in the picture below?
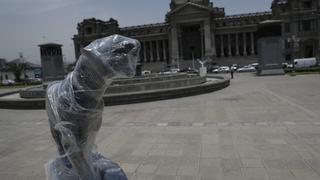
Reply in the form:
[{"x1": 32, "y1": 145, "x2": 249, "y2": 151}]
[{"x1": 230, "y1": 67, "x2": 234, "y2": 79}]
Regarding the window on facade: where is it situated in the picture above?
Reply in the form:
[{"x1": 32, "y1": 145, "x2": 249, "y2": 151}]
[
  {"x1": 285, "y1": 23, "x2": 290, "y2": 33},
  {"x1": 85, "y1": 27, "x2": 93, "y2": 35},
  {"x1": 301, "y1": 20, "x2": 313, "y2": 31},
  {"x1": 302, "y1": 1, "x2": 312, "y2": 10}
]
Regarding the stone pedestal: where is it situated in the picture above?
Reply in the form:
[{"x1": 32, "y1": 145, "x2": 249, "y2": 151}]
[
  {"x1": 257, "y1": 37, "x2": 284, "y2": 76},
  {"x1": 39, "y1": 43, "x2": 65, "y2": 82},
  {"x1": 199, "y1": 67, "x2": 207, "y2": 77},
  {"x1": 257, "y1": 21, "x2": 284, "y2": 76}
]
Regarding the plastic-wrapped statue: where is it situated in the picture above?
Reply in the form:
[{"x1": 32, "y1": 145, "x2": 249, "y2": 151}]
[{"x1": 45, "y1": 35, "x2": 140, "y2": 180}]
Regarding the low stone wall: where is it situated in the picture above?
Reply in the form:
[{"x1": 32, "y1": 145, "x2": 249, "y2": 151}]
[
  {"x1": 20, "y1": 74, "x2": 204, "y2": 98},
  {"x1": 0, "y1": 98, "x2": 45, "y2": 110},
  {"x1": 111, "y1": 74, "x2": 189, "y2": 85},
  {"x1": 0, "y1": 90, "x2": 20, "y2": 98},
  {"x1": 20, "y1": 88, "x2": 45, "y2": 99},
  {"x1": 105, "y1": 77, "x2": 230, "y2": 106},
  {"x1": 0, "y1": 77, "x2": 230, "y2": 110},
  {"x1": 107, "y1": 76, "x2": 206, "y2": 94}
]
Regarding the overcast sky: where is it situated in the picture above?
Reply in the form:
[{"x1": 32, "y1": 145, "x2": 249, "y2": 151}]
[{"x1": 0, "y1": 0, "x2": 273, "y2": 64}]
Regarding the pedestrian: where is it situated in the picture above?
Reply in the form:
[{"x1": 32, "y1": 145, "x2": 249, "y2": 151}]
[{"x1": 230, "y1": 68, "x2": 234, "y2": 79}]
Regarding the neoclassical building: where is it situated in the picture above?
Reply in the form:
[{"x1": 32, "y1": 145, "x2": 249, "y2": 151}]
[{"x1": 73, "y1": 0, "x2": 320, "y2": 71}]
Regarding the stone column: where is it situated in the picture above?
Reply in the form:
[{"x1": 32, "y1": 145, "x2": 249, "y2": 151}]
[
  {"x1": 156, "y1": 40, "x2": 160, "y2": 62},
  {"x1": 200, "y1": 29, "x2": 204, "y2": 57},
  {"x1": 150, "y1": 41, "x2": 154, "y2": 62},
  {"x1": 204, "y1": 20, "x2": 213, "y2": 56},
  {"x1": 178, "y1": 34, "x2": 183, "y2": 60},
  {"x1": 143, "y1": 41, "x2": 147, "y2": 62},
  {"x1": 318, "y1": 17, "x2": 320, "y2": 59},
  {"x1": 220, "y1": 35, "x2": 224, "y2": 57},
  {"x1": 171, "y1": 24, "x2": 179, "y2": 61},
  {"x1": 250, "y1": 32, "x2": 255, "y2": 55},
  {"x1": 211, "y1": 28, "x2": 217, "y2": 57},
  {"x1": 243, "y1": 32, "x2": 247, "y2": 56},
  {"x1": 162, "y1": 40, "x2": 167, "y2": 61},
  {"x1": 235, "y1": 33, "x2": 239, "y2": 56},
  {"x1": 228, "y1": 34, "x2": 232, "y2": 56}
]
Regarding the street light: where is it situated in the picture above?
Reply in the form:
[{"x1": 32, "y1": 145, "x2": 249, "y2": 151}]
[
  {"x1": 287, "y1": 35, "x2": 300, "y2": 73},
  {"x1": 190, "y1": 46, "x2": 195, "y2": 70},
  {"x1": 287, "y1": 35, "x2": 301, "y2": 58}
]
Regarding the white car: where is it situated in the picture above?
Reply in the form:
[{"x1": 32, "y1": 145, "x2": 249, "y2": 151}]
[
  {"x1": 293, "y1": 58, "x2": 317, "y2": 68},
  {"x1": 142, "y1": 70, "x2": 151, "y2": 75},
  {"x1": 219, "y1": 66, "x2": 230, "y2": 73},
  {"x1": 282, "y1": 63, "x2": 293, "y2": 69},
  {"x1": 231, "y1": 64, "x2": 238, "y2": 71},
  {"x1": 1, "y1": 79, "x2": 15, "y2": 86},
  {"x1": 237, "y1": 66, "x2": 256, "y2": 72},
  {"x1": 212, "y1": 66, "x2": 230, "y2": 73},
  {"x1": 170, "y1": 68, "x2": 180, "y2": 73}
]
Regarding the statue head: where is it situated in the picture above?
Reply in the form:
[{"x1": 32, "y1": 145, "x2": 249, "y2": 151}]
[{"x1": 81, "y1": 35, "x2": 140, "y2": 78}]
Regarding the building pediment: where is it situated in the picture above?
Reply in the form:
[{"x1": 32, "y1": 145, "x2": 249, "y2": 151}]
[{"x1": 168, "y1": 2, "x2": 212, "y2": 16}]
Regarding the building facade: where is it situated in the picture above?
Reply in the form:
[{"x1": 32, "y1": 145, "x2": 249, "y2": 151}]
[{"x1": 73, "y1": 0, "x2": 320, "y2": 71}]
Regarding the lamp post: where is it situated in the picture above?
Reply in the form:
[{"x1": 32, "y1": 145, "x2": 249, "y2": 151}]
[
  {"x1": 191, "y1": 46, "x2": 195, "y2": 70},
  {"x1": 287, "y1": 35, "x2": 300, "y2": 73}
]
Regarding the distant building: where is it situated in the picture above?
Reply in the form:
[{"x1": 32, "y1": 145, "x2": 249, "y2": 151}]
[
  {"x1": 1, "y1": 58, "x2": 42, "y2": 81},
  {"x1": 73, "y1": 0, "x2": 320, "y2": 71},
  {"x1": 0, "y1": 58, "x2": 7, "y2": 81},
  {"x1": 0, "y1": 58, "x2": 6, "y2": 70}
]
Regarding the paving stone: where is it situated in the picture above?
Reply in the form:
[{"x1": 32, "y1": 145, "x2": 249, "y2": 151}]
[
  {"x1": 262, "y1": 159, "x2": 287, "y2": 169},
  {"x1": 290, "y1": 169, "x2": 320, "y2": 180},
  {"x1": 120, "y1": 163, "x2": 140, "y2": 173},
  {"x1": 265, "y1": 168, "x2": 297, "y2": 180},
  {"x1": 2, "y1": 74, "x2": 320, "y2": 180},
  {"x1": 155, "y1": 165, "x2": 178, "y2": 175},
  {"x1": 152, "y1": 175, "x2": 177, "y2": 180},
  {"x1": 199, "y1": 166, "x2": 221, "y2": 178},
  {"x1": 130, "y1": 173, "x2": 153, "y2": 180},
  {"x1": 241, "y1": 159, "x2": 264, "y2": 168},
  {"x1": 177, "y1": 166, "x2": 199, "y2": 176},
  {"x1": 137, "y1": 164, "x2": 158, "y2": 174},
  {"x1": 242, "y1": 168, "x2": 269, "y2": 179}
]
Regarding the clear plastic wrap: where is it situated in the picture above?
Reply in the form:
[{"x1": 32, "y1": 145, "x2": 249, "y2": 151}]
[{"x1": 45, "y1": 35, "x2": 140, "y2": 180}]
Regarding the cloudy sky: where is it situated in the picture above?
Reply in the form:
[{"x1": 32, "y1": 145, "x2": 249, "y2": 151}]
[{"x1": 0, "y1": 0, "x2": 273, "y2": 64}]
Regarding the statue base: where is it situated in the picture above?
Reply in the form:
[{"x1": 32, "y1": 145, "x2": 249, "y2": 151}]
[
  {"x1": 199, "y1": 67, "x2": 207, "y2": 77},
  {"x1": 45, "y1": 153, "x2": 128, "y2": 180}
]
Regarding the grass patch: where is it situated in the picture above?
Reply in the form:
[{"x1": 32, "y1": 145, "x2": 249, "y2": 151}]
[{"x1": 285, "y1": 67, "x2": 320, "y2": 75}]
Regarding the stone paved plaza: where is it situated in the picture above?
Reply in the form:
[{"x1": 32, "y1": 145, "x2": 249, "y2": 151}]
[{"x1": 1, "y1": 74, "x2": 320, "y2": 180}]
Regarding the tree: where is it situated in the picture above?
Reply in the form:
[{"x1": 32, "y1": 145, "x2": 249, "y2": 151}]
[{"x1": 6, "y1": 62, "x2": 29, "y2": 82}]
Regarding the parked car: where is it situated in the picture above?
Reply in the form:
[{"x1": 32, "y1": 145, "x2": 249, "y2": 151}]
[
  {"x1": 212, "y1": 66, "x2": 230, "y2": 73},
  {"x1": 180, "y1": 68, "x2": 198, "y2": 74},
  {"x1": 160, "y1": 68, "x2": 180, "y2": 75},
  {"x1": 142, "y1": 70, "x2": 151, "y2": 75},
  {"x1": 250, "y1": 63, "x2": 259, "y2": 68},
  {"x1": 293, "y1": 58, "x2": 317, "y2": 68},
  {"x1": 231, "y1": 64, "x2": 238, "y2": 71},
  {"x1": 170, "y1": 68, "x2": 180, "y2": 73},
  {"x1": 219, "y1": 66, "x2": 230, "y2": 73},
  {"x1": 237, "y1": 66, "x2": 256, "y2": 72},
  {"x1": 282, "y1": 63, "x2": 293, "y2": 69},
  {"x1": 1, "y1": 79, "x2": 15, "y2": 86},
  {"x1": 24, "y1": 78, "x2": 43, "y2": 85}
]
